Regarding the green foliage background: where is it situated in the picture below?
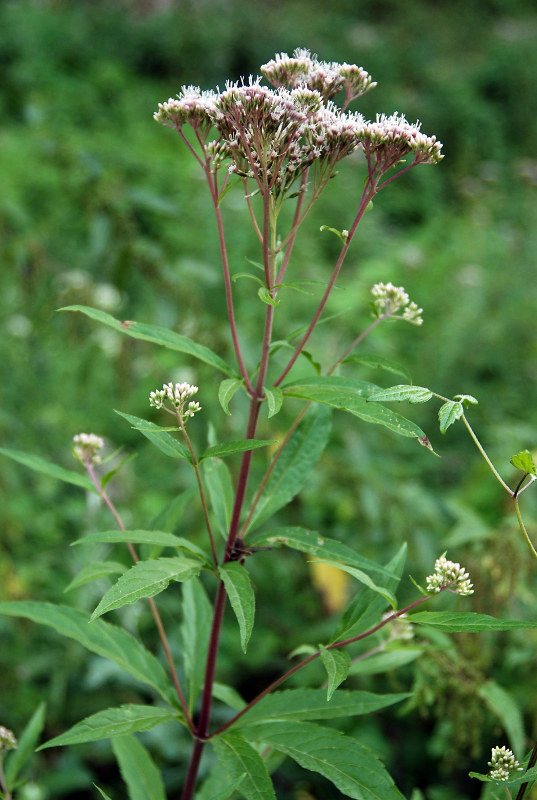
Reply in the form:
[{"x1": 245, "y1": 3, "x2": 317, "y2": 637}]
[{"x1": 1, "y1": 0, "x2": 536, "y2": 798}]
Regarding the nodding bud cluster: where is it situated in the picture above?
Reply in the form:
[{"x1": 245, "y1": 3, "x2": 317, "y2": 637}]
[
  {"x1": 426, "y1": 555, "x2": 474, "y2": 596},
  {"x1": 149, "y1": 382, "x2": 202, "y2": 421},
  {"x1": 381, "y1": 612, "x2": 414, "y2": 642},
  {"x1": 371, "y1": 282, "x2": 423, "y2": 325},
  {"x1": 0, "y1": 725, "x2": 18, "y2": 752},
  {"x1": 488, "y1": 746, "x2": 522, "y2": 782},
  {"x1": 73, "y1": 433, "x2": 104, "y2": 466}
]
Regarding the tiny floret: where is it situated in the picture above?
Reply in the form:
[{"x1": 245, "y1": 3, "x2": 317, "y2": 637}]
[
  {"x1": 73, "y1": 433, "x2": 104, "y2": 466},
  {"x1": 0, "y1": 725, "x2": 18, "y2": 751},
  {"x1": 426, "y1": 554, "x2": 474, "y2": 596},
  {"x1": 488, "y1": 746, "x2": 522, "y2": 781}
]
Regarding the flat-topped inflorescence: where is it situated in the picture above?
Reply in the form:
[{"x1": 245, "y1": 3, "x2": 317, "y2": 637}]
[{"x1": 426, "y1": 554, "x2": 474, "y2": 596}]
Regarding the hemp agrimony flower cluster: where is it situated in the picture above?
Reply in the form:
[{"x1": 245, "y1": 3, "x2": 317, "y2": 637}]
[
  {"x1": 149, "y1": 381, "x2": 201, "y2": 421},
  {"x1": 72, "y1": 433, "x2": 104, "y2": 466},
  {"x1": 488, "y1": 746, "x2": 523, "y2": 781},
  {"x1": 371, "y1": 281, "x2": 424, "y2": 325},
  {"x1": 426, "y1": 554, "x2": 474, "y2": 596},
  {"x1": 0, "y1": 726, "x2": 17, "y2": 752}
]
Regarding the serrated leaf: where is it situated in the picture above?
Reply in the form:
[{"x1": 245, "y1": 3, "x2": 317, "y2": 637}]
[
  {"x1": 65, "y1": 561, "x2": 127, "y2": 592},
  {"x1": 200, "y1": 439, "x2": 276, "y2": 460},
  {"x1": 39, "y1": 705, "x2": 176, "y2": 749},
  {"x1": 0, "y1": 448, "x2": 96, "y2": 493},
  {"x1": 454, "y1": 393, "x2": 478, "y2": 406},
  {"x1": 319, "y1": 646, "x2": 351, "y2": 700},
  {"x1": 219, "y1": 562, "x2": 255, "y2": 653},
  {"x1": 409, "y1": 612, "x2": 537, "y2": 632},
  {"x1": 115, "y1": 411, "x2": 191, "y2": 461},
  {"x1": 181, "y1": 578, "x2": 212, "y2": 711},
  {"x1": 478, "y1": 681, "x2": 525, "y2": 758},
  {"x1": 62, "y1": 305, "x2": 237, "y2": 377},
  {"x1": 257, "y1": 286, "x2": 279, "y2": 306},
  {"x1": 314, "y1": 561, "x2": 397, "y2": 609},
  {"x1": 240, "y1": 720, "x2": 404, "y2": 800},
  {"x1": 72, "y1": 530, "x2": 208, "y2": 562},
  {"x1": 0, "y1": 602, "x2": 177, "y2": 707},
  {"x1": 112, "y1": 735, "x2": 166, "y2": 800},
  {"x1": 4, "y1": 702, "x2": 46, "y2": 788},
  {"x1": 218, "y1": 379, "x2": 244, "y2": 415},
  {"x1": 367, "y1": 385, "x2": 433, "y2": 404},
  {"x1": 264, "y1": 386, "x2": 283, "y2": 418},
  {"x1": 348, "y1": 648, "x2": 424, "y2": 676},
  {"x1": 438, "y1": 400, "x2": 463, "y2": 433},
  {"x1": 213, "y1": 733, "x2": 277, "y2": 800},
  {"x1": 343, "y1": 353, "x2": 412, "y2": 383},
  {"x1": 511, "y1": 449, "x2": 537, "y2": 476},
  {"x1": 202, "y1": 457, "x2": 234, "y2": 540},
  {"x1": 91, "y1": 557, "x2": 200, "y2": 620}
]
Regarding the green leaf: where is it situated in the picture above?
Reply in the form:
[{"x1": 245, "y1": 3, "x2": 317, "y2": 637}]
[
  {"x1": 0, "y1": 602, "x2": 177, "y2": 707},
  {"x1": 348, "y1": 648, "x2": 424, "y2": 676},
  {"x1": 247, "y1": 405, "x2": 332, "y2": 532},
  {"x1": 181, "y1": 577, "x2": 213, "y2": 711},
  {"x1": 62, "y1": 305, "x2": 237, "y2": 377},
  {"x1": 478, "y1": 681, "x2": 525, "y2": 758},
  {"x1": 65, "y1": 561, "x2": 127, "y2": 592},
  {"x1": 94, "y1": 786, "x2": 114, "y2": 800},
  {"x1": 72, "y1": 530, "x2": 208, "y2": 562},
  {"x1": 240, "y1": 720, "x2": 404, "y2": 800},
  {"x1": 39, "y1": 705, "x2": 176, "y2": 749},
  {"x1": 511, "y1": 449, "x2": 537, "y2": 476},
  {"x1": 219, "y1": 562, "x2": 256, "y2": 653},
  {"x1": 101, "y1": 452, "x2": 137, "y2": 490},
  {"x1": 0, "y1": 448, "x2": 96, "y2": 493},
  {"x1": 202, "y1": 457, "x2": 234, "y2": 540},
  {"x1": 314, "y1": 561, "x2": 397, "y2": 609},
  {"x1": 367, "y1": 385, "x2": 433, "y2": 403},
  {"x1": 112, "y1": 735, "x2": 166, "y2": 800},
  {"x1": 409, "y1": 612, "x2": 537, "y2": 632},
  {"x1": 213, "y1": 733, "x2": 277, "y2": 800},
  {"x1": 319, "y1": 646, "x2": 351, "y2": 700},
  {"x1": 213, "y1": 682, "x2": 247, "y2": 712},
  {"x1": 257, "y1": 286, "x2": 279, "y2": 306},
  {"x1": 91, "y1": 557, "x2": 200, "y2": 620},
  {"x1": 115, "y1": 411, "x2": 191, "y2": 461},
  {"x1": 470, "y1": 766, "x2": 537, "y2": 786},
  {"x1": 319, "y1": 224, "x2": 346, "y2": 243},
  {"x1": 218, "y1": 379, "x2": 244, "y2": 415},
  {"x1": 264, "y1": 386, "x2": 283, "y2": 418},
  {"x1": 438, "y1": 400, "x2": 463, "y2": 433},
  {"x1": 4, "y1": 702, "x2": 46, "y2": 788},
  {"x1": 233, "y1": 689, "x2": 410, "y2": 727},
  {"x1": 200, "y1": 439, "x2": 276, "y2": 460},
  {"x1": 342, "y1": 353, "x2": 412, "y2": 383}
]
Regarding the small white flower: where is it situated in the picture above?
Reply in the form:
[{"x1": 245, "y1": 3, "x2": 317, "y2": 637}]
[
  {"x1": 149, "y1": 382, "x2": 201, "y2": 423},
  {"x1": 426, "y1": 554, "x2": 474, "y2": 596},
  {"x1": 73, "y1": 433, "x2": 104, "y2": 466},
  {"x1": 381, "y1": 612, "x2": 414, "y2": 642},
  {"x1": 0, "y1": 725, "x2": 17, "y2": 751},
  {"x1": 371, "y1": 282, "x2": 424, "y2": 325},
  {"x1": 488, "y1": 745, "x2": 522, "y2": 781}
]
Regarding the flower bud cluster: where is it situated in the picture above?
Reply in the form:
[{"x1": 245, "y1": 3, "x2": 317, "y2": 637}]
[
  {"x1": 73, "y1": 433, "x2": 104, "y2": 466},
  {"x1": 359, "y1": 113, "x2": 443, "y2": 166},
  {"x1": 381, "y1": 612, "x2": 414, "y2": 642},
  {"x1": 0, "y1": 725, "x2": 18, "y2": 751},
  {"x1": 426, "y1": 555, "x2": 474, "y2": 596},
  {"x1": 488, "y1": 746, "x2": 522, "y2": 781},
  {"x1": 371, "y1": 282, "x2": 423, "y2": 325},
  {"x1": 153, "y1": 85, "x2": 217, "y2": 142},
  {"x1": 149, "y1": 382, "x2": 201, "y2": 421}
]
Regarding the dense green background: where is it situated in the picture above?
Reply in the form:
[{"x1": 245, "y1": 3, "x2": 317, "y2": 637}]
[{"x1": 1, "y1": 0, "x2": 537, "y2": 798}]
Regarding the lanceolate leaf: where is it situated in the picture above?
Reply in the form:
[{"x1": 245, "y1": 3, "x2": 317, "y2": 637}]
[
  {"x1": 319, "y1": 647, "x2": 351, "y2": 700},
  {"x1": 72, "y1": 530, "x2": 208, "y2": 562},
  {"x1": 0, "y1": 448, "x2": 96, "y2": 493},
  {"x1": 39, "y1": 705, "x2": 176, "y2": 749},
  {"x1": 367, "y1": 385, "x2": 433, "y2": 404},
  {"x1": 264, "y1": 386, "x2": 284, "y2": 418},
  {"x1": 112, "y1": 735, "x2": 166, "y2": 800},
  {"x1": 62, "y1": 305, "x2": 237, "y2": 377},
  {"x1": 94, "y1": 787, "x2": 113, "y2": 800},
  {"x1": 438, "y1": 400, "x2": 463, "y2": 433},
  {"x1": 478, "y1": 681, "x2": 525, "y2": 759},
  {"x1": 202, "y1": 457, "x2": 234, "y2": 539},
  {"x1": 91, "y1": 557, "x2": 200, "y2": 620},
  {"x1": 64, "y1": 561, "x2": 127, "y2": 592},
  {"x1": 4, "y1": 702, "x2": 46, "y2": 787},
  {"x1": 0, "y1": 602, "x2": 177, "y2": 707},
  {"x1": 241, "y1": 720, "x2": 404, "y2": 800},
  {"x1": 213, "y1": 733, "x2": 277, "y2": 800},
  {"x1": 219, "y1": 562, "x2": 256, "y2": 653},
  {"x1": 218, "y1": 379, "x2": 244, "y2": 415},
  {"x1": 181, "y1": 577, "x2": 213, "y2": 711},
  {"x1": 409, "y1": 612, "x2": 537, "y2": 632},
  {"x1": 115, "y1": 411, "x2": 191, "y2": 461},
  {"x1": 348, "y1": 648, "x2": 424, "y2": 676},
  {"x1": 315, "y1": 561, "x2": 397, "y2": 608},
  {"x1": 200, "y1": 439, "x2": 276, "y2": 460}
]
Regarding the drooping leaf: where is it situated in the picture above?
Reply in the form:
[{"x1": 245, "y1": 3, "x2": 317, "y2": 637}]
[
  {"x1": 348, "y1": 648, "x2": 424, "y2": 676},
  {"x1": 510, "y1": 450, "x2": 537, "y2": 476},
  {"x1": 0, "y1": 448, "x2": 96, "y2": 493},
  {"x1": 62, "y1": 305, "x2": 237, "y2": 377},
  {"x1": 478, "y1": 681, "x2": 525, "y2": 757},
  {"x1": 200, "y1": 440, "x2": 276, "y2": 460},
  {"x1": 181, "y1": 577, "x2": 213, "y2": 711},
  {"x1": 367, "y1": 385, "x2": 433, "y2": 404},
  {"x1": 112, "y1": 735, "x2": 166, "y2": 800},
  {"x1": 319, "y1": 646, "x2": 351, "y2": 700},
  {"x1": 218, "y1": 379, "x2": 244, "y2": 415},
  {"x1": 343, "y1": 353, "x2": 412, "y2": 383},
  {"x1": 314, "y1": 561, "x2": 397, "y2": 609},
  {"x1": 4, "y1": 702, "x2": 46, "y2": 788},
  {"x1": 91, "y1": 557, "x2": 200, "y2": 620},
  {"x1": 39, "y1": 705, "x2": 176, "y2": 749},
  {"x1": 213, "y1": 733, "x2": 277, "y2": 800},
  {"x1": 72, "y1": 530, "x2": 208, "y2": 562},
  {"x1": 409, "y1": 612, "x2": 537, "y2": 632},
  {"x1": 0, "y1": 602, "x2": 176, "y2": 707},
  {"x1": 241, "y1": 720, "x2": 404, "y2": 800},
  {"x1": 202, "y1": 457, "x2": 234, "y2": 540},
  {"x1": 264, "y1": 386, "x2": 284, "y2": 418},
  {"x1": 219, "y1": 563, "x2": 256, "y2": 653},
  {"x1": 64, "y1": 561, "x2": 127, "y2": 592},
  {"x1": 246, "y1": 405, "x2": 332, "y2": 532},
  {"x1": 115, "y1": 411, "x2": 191, "y2": 461},
  {"x1": 438, "y1": 400, "x2": 463, "y2": 433}
]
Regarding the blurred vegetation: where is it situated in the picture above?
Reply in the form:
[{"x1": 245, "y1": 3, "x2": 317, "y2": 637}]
[{"x1": 1, "y1": 0, "x2": 537, "y2": 798}]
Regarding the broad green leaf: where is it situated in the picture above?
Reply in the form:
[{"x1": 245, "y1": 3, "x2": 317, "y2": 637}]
[
  {"x1": 91, "y1": 557, "x2": 200, "y2": 620},
  {"x1": 0, "y1": 448, "x2": 96, "y2": 493},
  {"x1": 94, "y1": 786, "x2": 114, "y2": 800},
  {"x1": 219, "y1": 562, "x2": 256, "y2": 653},
  {"x1": 39, "y1": 705, "x2": 176, "y2": 749},
  {"x1": 218, "y1": 379, "x2": 244, "y2": 415},
  {"x1": 4, "y1": 702, "x2": 46, "y2": 788},
  {"x1": 112, "y1": 735, "x2": 166, "y2": 800},
  {"x1": 367, "y1": 385, "x2": 433, "y2": 403},
  {"x1": 233, "y1": 689, "x2": 411, "y2": 727},
  {"x1": 319, "y1": 646, "x2": 351, "y2": 700},
  {"x1": 213, "y1": 682, "x2": 247, "y2": 712},
  {"x1": 249, "y1": 527, "x2": 395, "y2": 580},
  {"x1": 241, "y1": 720, "x2": 404, "y2": 800},
  {"x1": 181, "y1": 577, "x2": 212, "y2": 711},
  {"x1": 72, "y1": 530, "x2": 208, "y2": 562},
  {"x1": 314, "y1": 561, "x2": 397, "y2": 608},
  {"x1": 478, "y1": 681, "x2": 525, "y2": 758},
  {"x1": 348, "y1": 648, "x2": 424, "y2": 676},
  {"x1": 510, "y1": 449, "x2": 537, "y2": 476},
  {"x1": 409, "y1": 612, "x2": 537, "y2": 632},
  {"x1": 343, "y1": 353, "x2": 412, "y2": 383},
  {"x1": 115, "y1": 411, "x2": 191, "y2": 461},
  {"x1": 62, "y1": 305, "x2": 237, "y2": 377},
  {"x1": 438, "y1": 400, "x2": 463, "y2": 433},
  {"x1": 247, "y1": 405, "x2": 332, "y2": 532},
  {"x1": 0, "y1": 602, "x2": 176, "y2": 707},
  {"x1": 202, "y1": 457, "x2": 234, "y2": 539},
  {"x1": 200, "y1": 439, "x2": 276, "y2": 460},
  {"x1": 65, "y1": 561, "x2": 127, "y2": 592},
  {"x1": 264, "y1": 386, "x2": 283, "y2": 418},
  {"x1": 213, "y1": 733, "x2": 277, "y2": 800}
]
